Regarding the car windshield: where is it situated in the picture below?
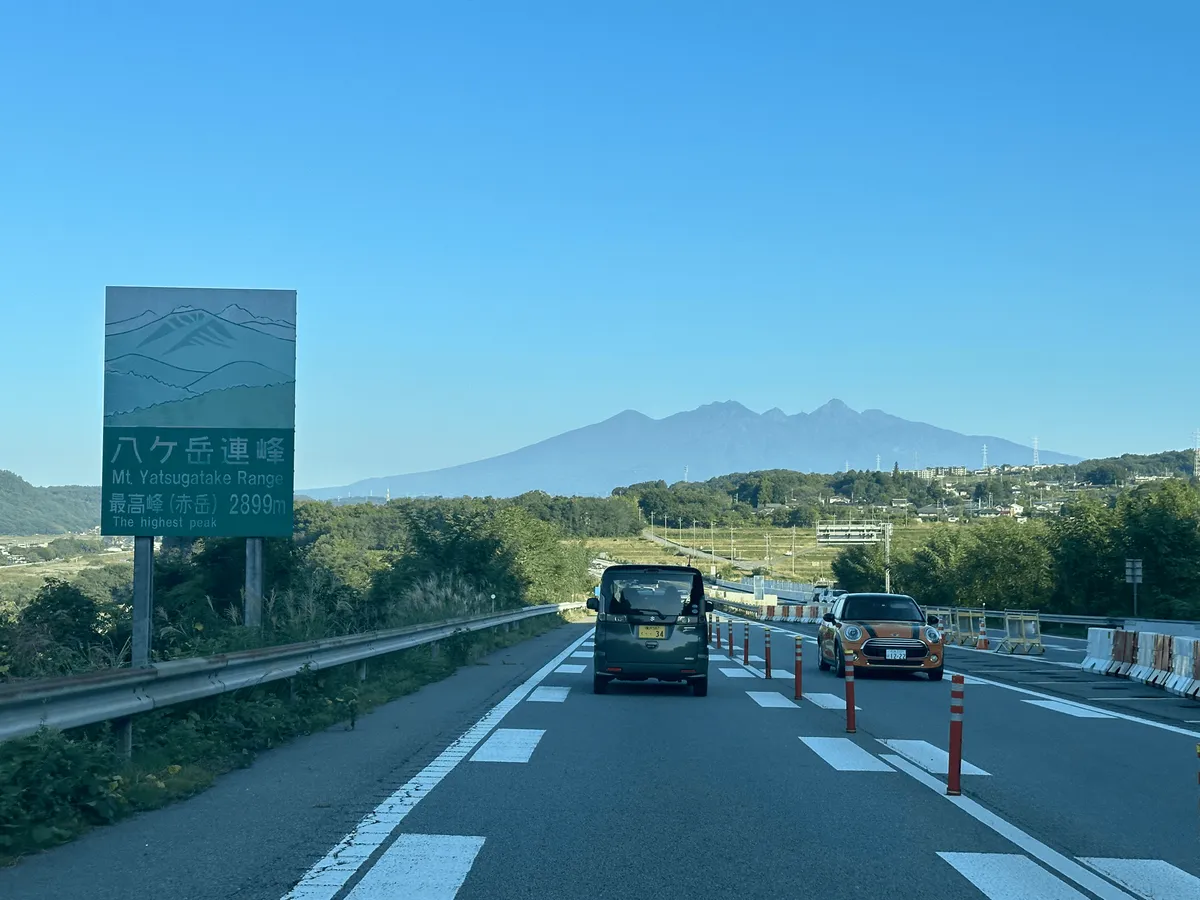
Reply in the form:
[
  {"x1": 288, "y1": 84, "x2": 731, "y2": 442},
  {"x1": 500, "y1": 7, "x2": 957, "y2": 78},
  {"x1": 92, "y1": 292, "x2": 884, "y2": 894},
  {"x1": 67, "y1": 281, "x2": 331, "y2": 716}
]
[
  {"x1": 606, "y1": 573, "x2": 699, "y2": 617},
  {"x1": 841, "y1": 594, "x2": 924, "y2": 622}
]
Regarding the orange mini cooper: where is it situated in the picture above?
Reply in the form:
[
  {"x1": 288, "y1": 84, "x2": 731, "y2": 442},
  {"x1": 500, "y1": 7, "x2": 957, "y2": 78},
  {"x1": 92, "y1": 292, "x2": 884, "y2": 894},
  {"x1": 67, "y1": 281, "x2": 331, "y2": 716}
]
[{"x1": 817, "y1": 592, "x2": 944, "y2": 681}]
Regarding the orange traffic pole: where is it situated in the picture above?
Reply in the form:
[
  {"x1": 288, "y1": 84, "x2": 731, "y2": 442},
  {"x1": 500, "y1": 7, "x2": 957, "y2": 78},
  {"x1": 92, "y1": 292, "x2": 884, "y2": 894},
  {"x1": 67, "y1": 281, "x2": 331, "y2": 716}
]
[
  {"x1": 947, "y1": 674, "x2": 965, "y2": 796},
  {"x1": 844, "y1": 650, "x2": 856, "y2": 732},
  {"x1": 765, "y1": 629, "x2": 772, "y2": 679},
  {"x1": 743, "y1": 623, "x2": 750, "y2": 665},
  {"x1": 728, "y1": 620, "x2": 734, "y2": 656},
  {"x1": 794, "y1": 637, "x2": 803, "y2": 700}
]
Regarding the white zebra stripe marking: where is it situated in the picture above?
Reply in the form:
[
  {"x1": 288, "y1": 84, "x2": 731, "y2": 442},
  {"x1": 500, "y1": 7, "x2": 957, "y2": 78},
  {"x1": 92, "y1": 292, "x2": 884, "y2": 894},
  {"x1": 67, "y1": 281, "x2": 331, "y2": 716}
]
[
  {"x1": 470, "y1": 728, "x2": 545, "y2": 763},
  {"x1": 799, "y1": 737, "x2": 893, "y2": 772},
  {"x1": 938, "y1": 853, "x2": 1087, "y2": 899},
  {"x1": 345, "y1": 834, "x2": 485, "y2": 899}
]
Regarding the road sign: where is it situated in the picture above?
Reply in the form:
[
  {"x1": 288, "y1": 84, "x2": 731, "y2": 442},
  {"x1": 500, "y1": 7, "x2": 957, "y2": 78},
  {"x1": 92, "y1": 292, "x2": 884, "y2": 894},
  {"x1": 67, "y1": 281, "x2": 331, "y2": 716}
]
[
  {"x1": 101, "y1": 287, "x2": 297, "y2": 537},
  {"x1": 1125, "y1": 559, "x2": 1143, "y2": 585},
  {"x1": 817, "y1": 523, "x2": 885, "y2": 544}
]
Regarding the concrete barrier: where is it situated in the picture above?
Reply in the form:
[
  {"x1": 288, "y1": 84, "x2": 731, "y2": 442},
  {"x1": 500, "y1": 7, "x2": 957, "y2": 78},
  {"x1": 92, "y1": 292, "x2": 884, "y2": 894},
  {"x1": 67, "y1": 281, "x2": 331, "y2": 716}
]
[{"x1": 1082, "y1": 628, "x2": 1115, "y2": 673}]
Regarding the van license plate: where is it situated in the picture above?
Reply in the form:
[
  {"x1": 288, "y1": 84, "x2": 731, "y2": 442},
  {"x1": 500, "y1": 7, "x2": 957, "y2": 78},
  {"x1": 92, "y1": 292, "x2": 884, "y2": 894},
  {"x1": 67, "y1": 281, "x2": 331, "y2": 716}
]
[
  {"x1": 638, "y1": 625, "x2": 666, "y2": 639},
  {"x1": 886, "y1": 649, "x2": 907, "y2": 660}
]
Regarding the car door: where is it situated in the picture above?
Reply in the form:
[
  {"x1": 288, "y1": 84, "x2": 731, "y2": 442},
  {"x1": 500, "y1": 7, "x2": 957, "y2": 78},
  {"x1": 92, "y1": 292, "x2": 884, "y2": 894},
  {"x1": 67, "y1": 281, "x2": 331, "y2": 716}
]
[{"x1": 820, "y1": 598, "x2": 845, "y2": 662}]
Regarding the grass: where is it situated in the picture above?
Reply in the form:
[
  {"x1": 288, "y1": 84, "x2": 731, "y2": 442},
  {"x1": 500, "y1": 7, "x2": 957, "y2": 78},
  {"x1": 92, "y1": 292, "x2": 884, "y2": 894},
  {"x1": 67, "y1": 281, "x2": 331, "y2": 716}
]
[
  {"x1": 0, "y1": 555, "x2": 134, "y2": 618},
  {"x1": 599, "y1": 522, "x2": 939, "y2": 581},
  {"x1": 0, "y1": 608, "x2": 588, "y2": 866}
]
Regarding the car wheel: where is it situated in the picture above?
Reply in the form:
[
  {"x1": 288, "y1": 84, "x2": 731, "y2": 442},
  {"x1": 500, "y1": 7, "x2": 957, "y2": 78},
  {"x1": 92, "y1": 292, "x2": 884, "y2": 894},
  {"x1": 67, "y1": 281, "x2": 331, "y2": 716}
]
[
  {"x1": 834, "y1": 642, "x2": 846, "y2": 678},
  {"x1": 928, "y1": 666, "x2": 944, "y2": 682},
  {"x1": 593, "y1": 674, "x2": 609, "y2": 694},
  {"x1": 692, "y1": 678, "x2": 708, "y2": 697}
]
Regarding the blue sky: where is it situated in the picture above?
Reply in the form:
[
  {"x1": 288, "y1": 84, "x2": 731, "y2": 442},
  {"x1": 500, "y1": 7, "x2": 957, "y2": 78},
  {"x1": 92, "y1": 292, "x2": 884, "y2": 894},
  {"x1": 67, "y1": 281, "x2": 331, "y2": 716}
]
[{"x1": 1, "y1": 1, "x2": 1197, "y2": 487}]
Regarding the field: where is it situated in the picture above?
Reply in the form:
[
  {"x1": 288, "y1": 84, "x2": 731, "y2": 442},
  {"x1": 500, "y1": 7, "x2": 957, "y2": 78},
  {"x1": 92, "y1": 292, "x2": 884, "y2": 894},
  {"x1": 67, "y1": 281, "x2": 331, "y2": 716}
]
[
  {"x1": 0, "y1": 546, "x2": 134, "y2": 616},
  {"x1": 588, "y1": 522, "x2": 937, "y2": 581}
]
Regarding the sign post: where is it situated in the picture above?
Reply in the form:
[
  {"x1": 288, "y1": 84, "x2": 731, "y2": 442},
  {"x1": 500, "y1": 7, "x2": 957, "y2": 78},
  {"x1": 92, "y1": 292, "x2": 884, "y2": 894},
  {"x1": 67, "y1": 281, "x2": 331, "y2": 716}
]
[
  {"x1": 102, "y1": 286, "x2": 297, "y2": 646},
  {"x1": 1125, "y1": 558, "x2": 1143, "y2": 616}
]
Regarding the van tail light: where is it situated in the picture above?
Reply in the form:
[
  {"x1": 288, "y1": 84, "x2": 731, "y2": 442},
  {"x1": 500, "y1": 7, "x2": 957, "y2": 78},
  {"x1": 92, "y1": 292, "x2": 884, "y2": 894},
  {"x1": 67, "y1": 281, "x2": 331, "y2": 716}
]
[
  {"x1": 681, "y1": 669, "x2": 697, "y2": 674},
  {"x1": 606, "y1": 667, "x2": 622, "y2": 673}
]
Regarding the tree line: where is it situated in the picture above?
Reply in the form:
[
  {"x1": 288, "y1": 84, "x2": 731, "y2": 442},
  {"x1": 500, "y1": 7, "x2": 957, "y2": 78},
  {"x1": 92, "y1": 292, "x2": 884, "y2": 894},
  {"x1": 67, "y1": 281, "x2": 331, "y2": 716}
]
[
  {"x1": 831, "y1": 479, "x2": 1200, "y2": 620},
  {"x1": 0, "y1": 497, "x2": 591, "y2": 681}
]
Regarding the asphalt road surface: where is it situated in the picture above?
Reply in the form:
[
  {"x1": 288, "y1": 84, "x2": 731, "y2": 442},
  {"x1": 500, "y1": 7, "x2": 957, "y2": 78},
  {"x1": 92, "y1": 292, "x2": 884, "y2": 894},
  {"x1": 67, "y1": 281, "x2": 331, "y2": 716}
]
[{"x1": 2, "y1": 618, "x2": 1198, "y2": 900}]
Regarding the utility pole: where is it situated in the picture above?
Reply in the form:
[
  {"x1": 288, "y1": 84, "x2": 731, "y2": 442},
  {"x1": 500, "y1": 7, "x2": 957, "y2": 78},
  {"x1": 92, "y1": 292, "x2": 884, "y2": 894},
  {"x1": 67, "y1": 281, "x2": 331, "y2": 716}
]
[
  {"x1": 884, "y1": 523, "x2": 893, "y2": 593},
  {"x1": 791, "y1": 524, "x2": 796, "y2": 576},
  {"x1": 730, "y1": 525, "x2": 734, "y2": 561},
  {"x1": 765, "y1": 532, "x2": 770, "y2": 568}
]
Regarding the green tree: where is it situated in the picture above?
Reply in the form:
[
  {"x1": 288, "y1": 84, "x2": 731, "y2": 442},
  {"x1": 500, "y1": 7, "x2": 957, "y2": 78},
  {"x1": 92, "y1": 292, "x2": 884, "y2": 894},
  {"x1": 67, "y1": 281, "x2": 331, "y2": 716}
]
[
  {"x1": 1116, "y1": 481, "x2": 1200, "y2": 619},
  {"x1": 831, "y1": 544, "x2": 886, "y2": 592},
  {"x1": 954, "y1": 518, "x2": 1052, "y2": 609}
]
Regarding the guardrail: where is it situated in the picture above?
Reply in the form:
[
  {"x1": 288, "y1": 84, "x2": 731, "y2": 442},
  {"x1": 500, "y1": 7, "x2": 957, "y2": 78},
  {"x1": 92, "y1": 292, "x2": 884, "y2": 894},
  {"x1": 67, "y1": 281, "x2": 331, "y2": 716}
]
[
  {"x1": 0, "y1": 601, "x2": 585, "y2": 745},
  {"x1": 703, "y1": 578, "x2": 1200, "y2": 632}
]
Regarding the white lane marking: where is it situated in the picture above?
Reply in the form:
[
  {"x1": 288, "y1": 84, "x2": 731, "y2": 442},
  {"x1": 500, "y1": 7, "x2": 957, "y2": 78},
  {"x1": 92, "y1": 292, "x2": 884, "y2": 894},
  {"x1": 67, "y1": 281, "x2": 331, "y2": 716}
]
[
  {"x1": 746, "y1": 691, "x2": 799, "y2": 708},
  {"x1": 1079, "y1": 857, "x2": 1200, "y2": 899},
  {"x1": 1043, "y1": 645, "x2": 1082, "y2": 652},
  {"x1": 767, "y1": 669, "x2": 795, "y2": 679},
  {"x1": 470, "y1": 728, "x2": 545, "y2": 763},
  {"x1": 555, "y1": 664, "x2": 587, "y2": 674},
  {"x1": 746, "y1": 654, "x2": 765, "y2": 662},
  {"x1": 281, "y1": 630, "x2": 590, "y2": 900},
  {"x1": 527, "y1": 686, "x2": 570, "y2": 703},
  {"x1": 881, "y1": 754, "x2": 1136, "y2": 900},
  {"x1": 1022, "y1": 699, "x2": 1115, "y2": 719},
  {"x1": 802, "y1": 692, "x2": 861, "y2": 711},
  {"x1": 878, "y1": 739, "x2": 990, "y2": 776},
  {"x1": 569, "y1": 651, "x2": 592, "y2": 659},
  {"x1": 944, "y1": 643, "x2": 1083, "y2": 669},
  {"x1": 799, "y1": 737, "x2": 894, "y2": 772},
  {"x1": 717, "y1": 667, "x2": 755, "y2": 678},
  {"x1": 345, "y1": 834, "x2": 485, "y2": 899},
  {"x1": 937, "y1": 853, "x2": 1088, "y2": 899},
  {"x1": 945, "y1": 669, "x2": 1200, "y2": 739}
]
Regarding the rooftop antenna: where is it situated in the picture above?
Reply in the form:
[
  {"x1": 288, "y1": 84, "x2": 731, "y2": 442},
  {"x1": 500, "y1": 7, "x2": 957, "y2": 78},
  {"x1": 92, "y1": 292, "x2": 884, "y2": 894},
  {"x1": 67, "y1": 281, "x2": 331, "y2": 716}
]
[{"x1": 1032, "y1": 436, "x2": 1040, "y2": 467}]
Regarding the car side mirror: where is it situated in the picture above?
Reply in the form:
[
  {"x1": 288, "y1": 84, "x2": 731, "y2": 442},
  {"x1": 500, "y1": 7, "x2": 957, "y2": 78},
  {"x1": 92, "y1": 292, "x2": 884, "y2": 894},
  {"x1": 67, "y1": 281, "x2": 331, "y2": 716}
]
[
  {"x1": 822, "y1": 612, "x2": 836, "y2": 623},
  {"x1": 927, "y1": 614, "x2": 939, "y2": 626},
  {"x1": 705, "y1": 599, "x2": 714, "y2": 612},
  {"x1": 586, "y1": 597, "x2": 598, "y2": 611}
]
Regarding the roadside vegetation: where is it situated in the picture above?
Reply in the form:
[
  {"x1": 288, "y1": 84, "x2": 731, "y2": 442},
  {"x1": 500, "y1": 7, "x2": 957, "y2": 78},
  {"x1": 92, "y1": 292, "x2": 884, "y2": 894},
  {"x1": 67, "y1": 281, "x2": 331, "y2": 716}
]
[
  {"x1": 0, "y1": 496, "x2": 595, "y2": 863},
  {"x1": 0, "y1": 611, "x2": 580, "y2": 866},
  {"x1": 831, "y1": 480, "x2": 1200, "y2": 619}
]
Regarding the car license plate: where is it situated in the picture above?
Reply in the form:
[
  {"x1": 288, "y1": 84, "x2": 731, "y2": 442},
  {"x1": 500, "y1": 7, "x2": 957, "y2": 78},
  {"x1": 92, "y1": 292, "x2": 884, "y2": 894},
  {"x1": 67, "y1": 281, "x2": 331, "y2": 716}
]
[
  {"x1": 638, "y1": 625, "x2": 666, "y2": 640},
  {"x1": 886, "y1": 648, "x2": 907, "y2": 660}
]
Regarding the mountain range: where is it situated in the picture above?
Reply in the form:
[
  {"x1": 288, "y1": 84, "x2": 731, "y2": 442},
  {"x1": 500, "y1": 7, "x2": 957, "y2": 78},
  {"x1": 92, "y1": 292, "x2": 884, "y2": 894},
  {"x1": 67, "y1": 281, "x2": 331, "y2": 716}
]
[{"x1": 300, "y1": 400, "x2": 1081, "y2": 500}]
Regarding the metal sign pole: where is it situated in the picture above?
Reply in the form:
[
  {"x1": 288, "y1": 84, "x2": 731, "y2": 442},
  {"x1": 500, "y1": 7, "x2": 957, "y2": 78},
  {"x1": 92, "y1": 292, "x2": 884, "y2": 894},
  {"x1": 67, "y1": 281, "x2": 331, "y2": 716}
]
[
  {"x1": 132, "y1": 536, "x2": 154, "y2": 667},
  {"x1": 245, "y1": 537, "x2": 264, "y2": 627}
]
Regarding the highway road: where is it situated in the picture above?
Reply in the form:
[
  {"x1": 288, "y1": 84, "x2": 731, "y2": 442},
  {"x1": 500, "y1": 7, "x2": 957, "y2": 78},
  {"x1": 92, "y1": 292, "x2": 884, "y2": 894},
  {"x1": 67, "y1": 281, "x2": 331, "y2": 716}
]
[{"x1": 2, "y1": 619, "x2": 1198, "y2": 899}]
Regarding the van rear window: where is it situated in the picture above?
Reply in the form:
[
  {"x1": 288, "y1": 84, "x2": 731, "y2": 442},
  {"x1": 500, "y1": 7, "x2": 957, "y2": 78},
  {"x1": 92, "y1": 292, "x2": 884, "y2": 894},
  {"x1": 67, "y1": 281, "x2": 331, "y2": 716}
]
[{"x1": 604, "y1": 572, "x2": 701, "y2": 617}]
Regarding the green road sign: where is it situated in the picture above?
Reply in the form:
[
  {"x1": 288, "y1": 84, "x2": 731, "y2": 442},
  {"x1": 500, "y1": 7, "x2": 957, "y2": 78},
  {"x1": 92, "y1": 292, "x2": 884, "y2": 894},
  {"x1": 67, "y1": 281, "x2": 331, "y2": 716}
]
[{"x1": 102, "y1": 287, "x2": 296, "y2": 537}]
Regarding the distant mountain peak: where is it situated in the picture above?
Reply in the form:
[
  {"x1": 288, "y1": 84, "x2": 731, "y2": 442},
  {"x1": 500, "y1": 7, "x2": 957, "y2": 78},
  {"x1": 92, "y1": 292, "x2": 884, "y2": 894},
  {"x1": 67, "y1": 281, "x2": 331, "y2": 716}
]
[{"x1": 301, "y1": 398, "x2": 1081, "y2": 499}]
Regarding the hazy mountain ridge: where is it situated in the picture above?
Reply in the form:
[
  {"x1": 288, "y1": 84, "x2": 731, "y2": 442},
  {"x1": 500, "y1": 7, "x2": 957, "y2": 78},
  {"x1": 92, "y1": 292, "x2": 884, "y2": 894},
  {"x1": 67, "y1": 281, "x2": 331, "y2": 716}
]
[{"x1": 303, "y1": 400, "x2": 1082, "y2": 499}]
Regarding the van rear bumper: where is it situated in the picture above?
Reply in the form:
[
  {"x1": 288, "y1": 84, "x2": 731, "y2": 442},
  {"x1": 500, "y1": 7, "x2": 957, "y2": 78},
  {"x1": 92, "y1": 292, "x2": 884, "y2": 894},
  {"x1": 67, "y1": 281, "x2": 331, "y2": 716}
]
[{"x1": 595, "y1": 661, "x2": 709, "y2": 681}]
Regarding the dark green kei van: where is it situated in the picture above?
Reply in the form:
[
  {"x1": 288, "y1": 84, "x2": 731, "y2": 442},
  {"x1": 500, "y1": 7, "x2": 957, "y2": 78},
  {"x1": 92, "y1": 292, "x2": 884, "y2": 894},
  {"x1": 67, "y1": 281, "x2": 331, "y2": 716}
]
[{"x1": 584, "y1": 564, "x2": 713, "y2": 696}]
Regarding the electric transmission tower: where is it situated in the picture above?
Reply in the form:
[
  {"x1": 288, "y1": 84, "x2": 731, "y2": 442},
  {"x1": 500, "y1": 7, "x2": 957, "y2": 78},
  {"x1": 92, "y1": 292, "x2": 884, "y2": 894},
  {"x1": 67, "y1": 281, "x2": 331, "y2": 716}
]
[
  {"x1": 1193, "y1": 430, "x2": 1199, "y2": 478},
  {"x1": 1032, "y1": 436, "x2": 1039, "y2": 467},
  {"x1": 982, "y1": 444, "x2": 988, "y2": 471}
]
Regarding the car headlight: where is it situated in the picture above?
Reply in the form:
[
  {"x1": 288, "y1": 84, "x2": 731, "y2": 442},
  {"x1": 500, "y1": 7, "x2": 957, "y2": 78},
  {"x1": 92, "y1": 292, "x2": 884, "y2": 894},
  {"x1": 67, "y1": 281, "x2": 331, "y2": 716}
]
[
  {"x1": 924, "y1": 626, "x2": 942, "y2": 643},
  {"x1": 842, "y1": 624, "x2": 863, "y2": 642}
]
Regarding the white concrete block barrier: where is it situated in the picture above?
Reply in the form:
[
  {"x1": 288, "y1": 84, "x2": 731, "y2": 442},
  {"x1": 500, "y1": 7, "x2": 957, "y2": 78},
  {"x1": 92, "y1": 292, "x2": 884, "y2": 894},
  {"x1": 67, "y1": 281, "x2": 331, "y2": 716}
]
[{"x1": 1082, "y1": 628, "x2": 1114, "y2": 673}]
